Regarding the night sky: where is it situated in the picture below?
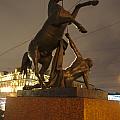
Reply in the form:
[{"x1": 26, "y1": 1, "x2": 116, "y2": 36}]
[{"x1": 0, "y1": 0, "x2": 120, "y2": 92}]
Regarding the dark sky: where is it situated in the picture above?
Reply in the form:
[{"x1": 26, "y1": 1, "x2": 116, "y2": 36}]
[{"x1": 0, "y1": 0, "x2": 120, "y2": 92}]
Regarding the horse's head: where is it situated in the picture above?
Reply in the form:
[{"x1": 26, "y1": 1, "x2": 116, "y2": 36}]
[
  {"x1": 55, "y1": 0, "x2": 62, "y2": 3},
  {"x1": 50, "y1": 0, "x2": 62, "y2": 3},
  {"x1": 48, "y1": 0, "x2": 63, "y2": 17}
]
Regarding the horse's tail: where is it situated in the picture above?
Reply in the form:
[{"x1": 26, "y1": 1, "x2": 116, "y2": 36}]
[{"x1": 20, "y1": 52, "x2": 32, "y2": 75}]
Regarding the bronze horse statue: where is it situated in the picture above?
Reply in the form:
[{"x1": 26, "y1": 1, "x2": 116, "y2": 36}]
[
  {"x1": 23, "y1": 33, "x2": 93, "y2": 90},
  {"x1": 20, "y1": 0, "x2": 99, "y2": 87}
]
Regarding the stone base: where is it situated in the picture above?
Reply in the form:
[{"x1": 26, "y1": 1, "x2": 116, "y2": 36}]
[
  {"x1": 17, "y1": 87, "x2": 108, "y2": 100},
  {"x1": 4, "y1": 97, "x2": 120, "y2": 120}
]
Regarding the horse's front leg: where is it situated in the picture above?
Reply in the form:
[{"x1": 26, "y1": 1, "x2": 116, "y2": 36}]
[
  {"x1": 72, "y1": 0, "x2": 99, "y2": 18},
  {"x1": 53, "y1": 16, "x2": 87, "y2": 33}
]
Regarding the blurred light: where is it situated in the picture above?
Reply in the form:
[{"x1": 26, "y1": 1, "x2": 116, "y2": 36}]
[
  {"x1": 0, "y1": 98, "x2": 6, "y2": 111},
  {"x1": 1, "y1": 87, "x2": 12, "y2": 92},
  {"x1": 108, "y1": 95, "x2": 120, "y2": 101}
]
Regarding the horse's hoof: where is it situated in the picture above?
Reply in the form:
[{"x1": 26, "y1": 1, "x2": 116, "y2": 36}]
[
  {"x1": 81, "y1": 30, "x2": 87, "y2": 33},
  {"x1": 79, "y1": 29, "x2": 87, "y2": 33},
  {"x1": 91, "y1": 0, "x2": 99, "y2": 6},
  {"x1": 23, "y1": 85, "x2": 33, "y2": 90}
]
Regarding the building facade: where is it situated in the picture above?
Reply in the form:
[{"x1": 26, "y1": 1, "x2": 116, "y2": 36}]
[{"x1": 0, "y1": 69, "x2": 38, "y2": 98}]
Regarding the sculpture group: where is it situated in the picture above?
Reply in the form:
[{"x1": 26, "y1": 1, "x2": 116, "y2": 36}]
[{"x1": 21, "y1": 0, "x2": 99, "y2": 89}]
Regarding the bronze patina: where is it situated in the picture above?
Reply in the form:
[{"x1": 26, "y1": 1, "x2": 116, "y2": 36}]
[
  {"x1": 47, "y1": 33, "x2": 93, "y2": 89},
  {"x1": 21, "y1": 0, "x2": 99, "y2": 88}
]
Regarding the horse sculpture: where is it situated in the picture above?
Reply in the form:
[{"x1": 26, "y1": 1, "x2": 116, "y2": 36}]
[
  {"x1": 21, "y1": 0, "x2": 99, "y2": 87},
  {"x1": 23, "y1": 33, "x2": 93, "y2": 90}
]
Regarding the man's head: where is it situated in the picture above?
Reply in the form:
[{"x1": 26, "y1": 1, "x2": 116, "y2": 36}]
[{"x1": 85, "y1": 58, "x2": 93, "y2": 69}]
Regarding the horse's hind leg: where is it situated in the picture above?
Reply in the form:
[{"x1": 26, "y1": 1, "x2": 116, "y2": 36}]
[
  {"x1": 39, "y1": 53, "x2": 52, "y2": 83},
  {"x1": 33, "y1": 47, "x2": 45, "y2": 87}
]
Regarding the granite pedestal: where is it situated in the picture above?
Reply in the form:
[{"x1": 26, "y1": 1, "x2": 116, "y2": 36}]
[
  {"x1": 17, "y1": 87, "x2": 108, "y2": 100},
  {"x1": 4, "y1": 88, "x2": 120, "y2": 120}
]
